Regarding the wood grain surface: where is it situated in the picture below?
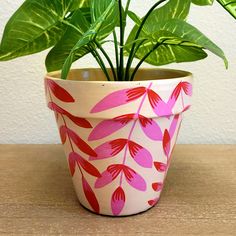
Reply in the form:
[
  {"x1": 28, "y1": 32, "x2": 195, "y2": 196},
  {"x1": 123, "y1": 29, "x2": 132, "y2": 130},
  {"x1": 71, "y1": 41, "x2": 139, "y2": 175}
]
[{"x1": 0, "y1": 145, "x2": 235, "y2": 235}]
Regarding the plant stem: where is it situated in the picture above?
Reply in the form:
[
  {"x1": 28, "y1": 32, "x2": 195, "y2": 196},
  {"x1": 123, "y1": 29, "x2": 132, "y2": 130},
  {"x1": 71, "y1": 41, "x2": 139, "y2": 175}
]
[
  {"x1": 125, "y1": 0, "x2": 167, "y2": 80},
  {"x1": 125, "y1": 0, "x2": 132, "y2": 15},
  {"x1": 89, "y1": 46, "x2": 111, "y2": 81},
  {"x1": 126, "y1": 39, "x2": 147, "y2": 80},
  {"x1": 118, "y1": 0, "x2": 124, "y2": 81},
  {"x1": 130, "y1": 42, "x2": 161, "y2": 81},
  {"x1": 113, "y1": 30, "x2": 119, "y2": 77},
  {"x1": 95, "y1": 40, "x2": 117, "y2": 81}
]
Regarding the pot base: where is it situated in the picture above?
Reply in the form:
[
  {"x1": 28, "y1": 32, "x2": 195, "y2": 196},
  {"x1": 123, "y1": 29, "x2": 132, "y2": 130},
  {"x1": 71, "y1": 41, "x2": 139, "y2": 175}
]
[{"x1": 79, "y1": 200, "x2": 159, "y2": 217}]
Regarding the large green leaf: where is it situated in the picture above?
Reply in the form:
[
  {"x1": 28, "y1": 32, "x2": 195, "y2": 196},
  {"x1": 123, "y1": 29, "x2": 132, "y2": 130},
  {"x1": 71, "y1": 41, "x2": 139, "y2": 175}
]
[
  {"x1": 125, "y1": 0, "x2": 199, "y2": 65},
  {"x1": 46, "y1": 0, "x2": 119, "y2": 73},
  {"x1": 127, "y1": 19, "x2": 227, "y2": 67},
  {"x1": 126, "y1": 0, "x2": 191, "y2": 43},
  {"x1": 92, "y1": 0, "x2": 119, "y2": 36},
  {"x1": 61, "y1": 0, "x2": 119, "y2": 79},
  {"x1": 217, "y1": 0, "x2": 236, "y2": 19},
  {"x1": 0, "y1": 0, "x2": 88, "y2": 61},
  {"x1": 126, "y1": 0, "x2": 191, "y2": 47},
  {"x1": 46, "y1": 8, "x2": 91, "y2": 72},
  {"x1": 192, "y1": 0, "x2": 214, "y2": 5},
  {"x1": 144, "y1": 0, "x2": 191, "y2": 31},
  {"x1": 126, "y1": 0, "x2": 227, "y2": 67},
  {"x1": 157, "y1": 19, "x2": 228, "y2": 66},
  {"x1": 127, "y1": 30, "x2": 208, "y2": 66}
]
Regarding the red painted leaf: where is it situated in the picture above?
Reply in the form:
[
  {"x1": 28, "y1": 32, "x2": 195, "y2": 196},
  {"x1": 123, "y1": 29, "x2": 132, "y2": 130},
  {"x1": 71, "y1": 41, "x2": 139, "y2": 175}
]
[
  {"x1": 90, "y1": 87, "x2": 146, "y2": 113},
  {"x1": 88, "y1": 114, "x2": 135, "y2": 141},
  {"x1": 183, "y1": 105, "x2": 191, "y2": 112},
  {"x1": 59, "y1": 125, "x2": 67, "y2": 144},
  {"x1": 147, "y1": 89, "x2": 173, "y2": 117},
  {"x1": 168, "y1": 82, "x2": 192, "y2": 108},
  {"x1": 66, "y1": 128, "x2": 97, "y2": 157},
  {"x1": 168, "y1": 82, "x2": 182, "y2": 109},
  {"x1": 67, "y1": 115, "x2": 92, "y2": 128},
  {"x1": 47, "y1": 102, "x2": 92, "y2": 128},
  {"x1": 111, "y1": 187, "x2": 126, "y2": 216},
  {"x1": 154, "y1": 162, "x2": 167, "y2": 172},
  {"x1": 68, "y1": 152, "x2": 77, "y2": 176},
  {"x1": 148, "y1": 198, "x2": 159, "y2": 206},
  {"x1": 139, "y1": 115, "x2": 163, "y2": 141},
  {"x1": 123, "y1": 165, "x2": 146, "y2": 191},
  {"x1": 46, "y1": 79, "x2": 75, "y2": 102},
  {"x1": 69, "y1": 152, "x2": 101, "y2": 177},
  {"x1": 95, "y1": 164, "x2": 123, "y2": 188},
  {"x1": 169, "y1": 114, "x2": 180, "y2": 139},
  {"x1": 152, "y1": 182, "x2": 163, "y2": 192},
  {"x1": 163, "y1": 129, "x2": 171, "y2": 157},
  {"x1": 128, "y1": 141, "x2": 153, "y2": 168},
  {"x1": 82, "y1": 176, "x2": 100, "y2": 213},
  {"x1": 89, "y1": 139, "x2": 127, "y2": 161},
  {"x1": 181, "y1": 82, "x2": 192, "y2": 96}
]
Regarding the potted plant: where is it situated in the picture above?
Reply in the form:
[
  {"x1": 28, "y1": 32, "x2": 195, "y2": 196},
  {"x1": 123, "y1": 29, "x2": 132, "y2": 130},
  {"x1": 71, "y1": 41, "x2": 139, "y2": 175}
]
[{"x1": 0, "y1": 0, "x2": 235, "y2": 216}]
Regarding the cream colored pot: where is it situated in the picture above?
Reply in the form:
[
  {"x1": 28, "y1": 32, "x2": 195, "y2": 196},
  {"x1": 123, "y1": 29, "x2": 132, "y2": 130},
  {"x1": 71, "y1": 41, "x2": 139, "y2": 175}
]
[{"x1": 45, "y1": 68, "x2": 193, "y2": 216}]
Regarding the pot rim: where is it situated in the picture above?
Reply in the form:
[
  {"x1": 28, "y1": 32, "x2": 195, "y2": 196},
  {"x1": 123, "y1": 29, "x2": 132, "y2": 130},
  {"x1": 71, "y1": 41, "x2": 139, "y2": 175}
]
[{"x1": 45, "y1": 68, "x2": 192, "y2": 84}]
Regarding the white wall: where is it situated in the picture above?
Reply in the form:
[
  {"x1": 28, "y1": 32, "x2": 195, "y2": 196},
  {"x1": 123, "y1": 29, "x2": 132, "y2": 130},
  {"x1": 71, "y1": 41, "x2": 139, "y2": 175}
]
[{"x1": 0, "y1": 0, "x2": 236, "y2": 144}]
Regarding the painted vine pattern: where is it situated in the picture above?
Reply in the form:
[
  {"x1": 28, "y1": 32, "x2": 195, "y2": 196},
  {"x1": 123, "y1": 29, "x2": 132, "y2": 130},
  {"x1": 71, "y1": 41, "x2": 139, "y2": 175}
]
[
  {"x1": 45, "y1": 79, "x2": 100, "y2": 213},
  {"x1": 89, "y1": 81, "x2": 192, "y2": 215}
]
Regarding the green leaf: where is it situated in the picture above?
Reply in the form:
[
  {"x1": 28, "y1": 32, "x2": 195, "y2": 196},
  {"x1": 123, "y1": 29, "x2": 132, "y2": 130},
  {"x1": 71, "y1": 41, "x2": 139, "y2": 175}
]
[
  {"x1": 127, "y1": 30, "x2": 208, "y2": 66},
  {"x1": 91, "y1": 0, "x2": 119, "y2": 38},
  {"x1": 126, "y1": 0, "x2": 227, "y2": 68},
  {"x1": 157, "y1": 19, "x2": 228, "y2": 67},
  {"x1": 145, "y1": 0, "x2": 191, "y2": 27},
  {"x1": 46, "y1": 8, "x2": 91, "y2": 72},
  {"x1": 61, "y1": 0, "x2": 118, "y2": 79},
  {"x1": 126, "y1": 0, "x2": 191, "y2": 47},
  {"x1": 192, "y1": 0, "x2": 214, "y2": 5},
  {"x1": 127, "y1": 11, "x2": 142, "y2": 25},
  {"x1": 0, "y1": 0, "x2": 87, "y2": 61},
  {"x1": 126, "y1": 0, "x2": 196, "y2": 65},
  {"x1": 71, "y1": 0, "x2": 91, "y2": 10},
  {"x1": 217, "y1": 0, "x2": 236, "y2": 19}
]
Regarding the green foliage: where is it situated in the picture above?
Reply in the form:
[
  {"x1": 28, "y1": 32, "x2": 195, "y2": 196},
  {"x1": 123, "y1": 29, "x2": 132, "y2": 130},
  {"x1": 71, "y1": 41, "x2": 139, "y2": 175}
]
[
  {"x1": 0, "y1": 0, "x2": 88, "y2": 61},
  {"x1": 0, "y1": 0, "x2": 235, "y2": 81},
  {"x1": 192, "y1": 0, "x2": 214, "y2": 5},
  {"x1": 217, "y1": 0, "x2": 236, "y2": 19}
]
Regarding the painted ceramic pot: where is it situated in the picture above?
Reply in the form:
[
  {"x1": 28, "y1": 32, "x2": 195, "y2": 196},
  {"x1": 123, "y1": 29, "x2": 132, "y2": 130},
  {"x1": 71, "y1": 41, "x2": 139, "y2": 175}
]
[{"x1": 45, "y1": 68, "x2": 193, "y2": 216}]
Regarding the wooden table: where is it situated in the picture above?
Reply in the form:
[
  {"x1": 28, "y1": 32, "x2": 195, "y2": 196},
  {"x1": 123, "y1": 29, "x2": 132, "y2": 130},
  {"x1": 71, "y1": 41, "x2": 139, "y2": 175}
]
[{"x1": 0, "y1": 145, "x2": 235, "y2": 235}]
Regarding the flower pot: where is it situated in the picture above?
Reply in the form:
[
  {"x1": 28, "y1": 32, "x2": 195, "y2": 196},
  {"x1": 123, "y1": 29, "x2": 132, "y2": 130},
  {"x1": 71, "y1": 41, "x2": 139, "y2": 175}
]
[{"x1": 45, "y1": 68, "x2": 193, "y2": 216}]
